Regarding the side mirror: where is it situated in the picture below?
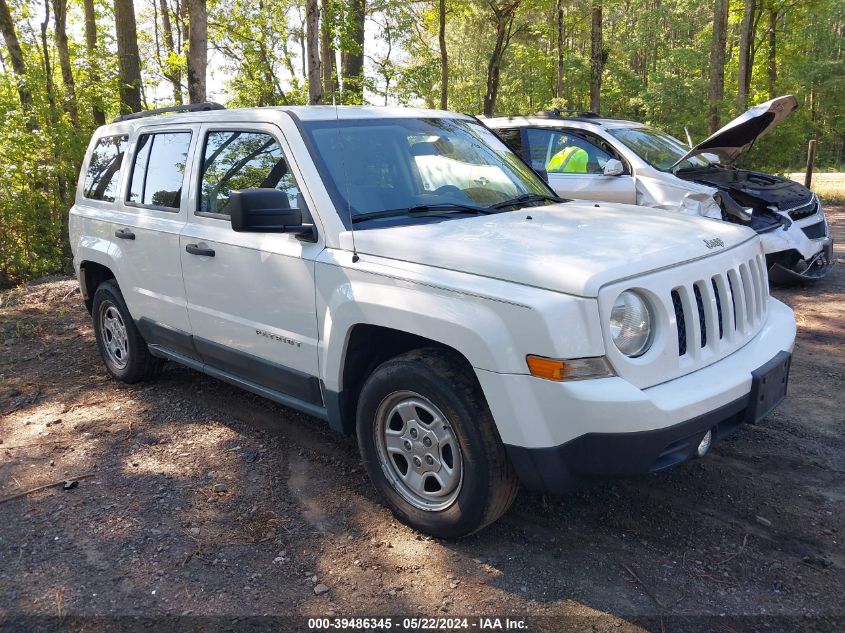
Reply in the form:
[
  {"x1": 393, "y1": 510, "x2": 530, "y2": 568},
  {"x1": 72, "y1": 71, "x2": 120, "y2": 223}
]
[
  {"x1": 603, "y1": 159, "x2": 625, "y2": 177},
  {"x1": 230, "y1": 189, "x2": 315, "y2": 240}
]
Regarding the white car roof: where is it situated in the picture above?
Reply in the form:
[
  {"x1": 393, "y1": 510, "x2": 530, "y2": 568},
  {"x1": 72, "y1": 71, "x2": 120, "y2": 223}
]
[
  {"x1": 482, "y1": 115, "x2": 646, "y2": 131},
  {"x1": 93, "y1": 105, "x2": 474, "y2": 137}
]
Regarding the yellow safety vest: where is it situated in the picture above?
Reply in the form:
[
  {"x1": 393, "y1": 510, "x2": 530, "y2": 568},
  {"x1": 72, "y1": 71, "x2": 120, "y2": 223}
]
[{"x1": 547, "y1": 146, "x2": 589, "y2": 173}]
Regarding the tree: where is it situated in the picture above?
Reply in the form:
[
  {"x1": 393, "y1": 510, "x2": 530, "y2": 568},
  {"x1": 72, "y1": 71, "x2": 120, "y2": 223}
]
[
  {"x1": 52, "y1": 0, "x2": 78, "y2": 124},
  {"x1": 482, "y1": 0, "x2": 523, "y2": 116},
  {"x1": 439, "y1": 0, "x2": 447, "y2": 109},
  {"x1": 555, "y1": 0, "x2": 563, "y2": 99},
  {"x1": 306, "y1": 0, "x2": 323, "y2": 103},
  {"x1": 114, "y1": 0, "x2": 143, "y2": 113},
  {"x1": 321, "y1": 0, "x2": 336, "y2": 97},
  {"x1": 155, "y1": 0, "x2": 184, "y2": 104},
  {"x1": 708, "y1": 0, "x2": 729, "y2": 132},
  {"x1": 341, "y1": 0, "x2": 365, "y2": 103},
  {"x1": 82, "y1": 0, "x2": 106, "y2": 124},
  {"x1": 0, "y1": 0, "x2": 34, "y2": 115},
  {"x1": 589, "y1": 1, "x2": 602, "y2": 113},
  {"x1": 187, "y1": 0, "x2": 207, "y2": 102},
  {"x1": 737, "y1": 0, "x2": 757, "y2": 113},
  {"x1": 767, "y1": 5, "x2": 779, "y2": 99}
]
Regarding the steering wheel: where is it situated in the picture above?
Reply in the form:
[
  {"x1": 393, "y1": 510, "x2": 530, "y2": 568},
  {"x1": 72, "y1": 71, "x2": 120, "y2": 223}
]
[{"x1": 433, "y1": 185, "x2": 463, "y2": 196}]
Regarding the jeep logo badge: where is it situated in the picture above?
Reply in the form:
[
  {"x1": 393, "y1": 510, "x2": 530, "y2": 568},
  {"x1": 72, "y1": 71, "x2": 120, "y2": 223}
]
[{"x1": 703, "y1": 237, "x2": 725, "y2": 249}]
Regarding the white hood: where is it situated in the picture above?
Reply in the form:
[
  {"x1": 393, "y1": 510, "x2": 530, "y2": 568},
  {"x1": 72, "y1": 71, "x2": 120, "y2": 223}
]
[
  {"x1": 345, "y1": 202, "x2": 757, "y2": 297},
  {"x1": 674, "y1": 95, "x2": 798, "y2": 167}
]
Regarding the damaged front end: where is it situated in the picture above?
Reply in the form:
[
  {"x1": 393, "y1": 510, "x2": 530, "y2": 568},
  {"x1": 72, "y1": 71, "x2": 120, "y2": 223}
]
[{"x1": 677, "y1": 169, "x2": 834, "y2": 282}]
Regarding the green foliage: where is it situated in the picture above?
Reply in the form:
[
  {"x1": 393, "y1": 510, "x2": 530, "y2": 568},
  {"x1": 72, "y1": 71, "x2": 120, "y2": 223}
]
[{"x1": 0, "y1": 0, "x2": 843, "y2": 285}]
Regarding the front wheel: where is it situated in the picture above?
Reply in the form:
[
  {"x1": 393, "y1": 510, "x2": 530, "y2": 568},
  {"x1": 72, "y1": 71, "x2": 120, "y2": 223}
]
[{"x1": 356, "y1": 348, "x2": 519, "y2": 538}]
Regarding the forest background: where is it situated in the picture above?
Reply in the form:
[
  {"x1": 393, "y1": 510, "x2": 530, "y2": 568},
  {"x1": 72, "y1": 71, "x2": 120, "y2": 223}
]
[{"x1": 1, "y1": 0, "x2": 843, "y2": 285}]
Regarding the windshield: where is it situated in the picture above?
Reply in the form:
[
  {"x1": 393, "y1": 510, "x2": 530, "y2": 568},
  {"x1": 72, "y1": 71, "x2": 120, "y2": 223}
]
[
  {"x1": 609, "y1": 127, "x2": 713, "y2": 171},
  {"x1": 301, "y1": 117, "x2": 554, "y2": 228}
]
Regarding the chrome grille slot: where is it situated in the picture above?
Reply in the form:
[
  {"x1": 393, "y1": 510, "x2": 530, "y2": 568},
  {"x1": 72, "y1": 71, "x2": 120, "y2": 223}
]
[
  {"x1": 738, "y1": 263, "x2": 756, "y2": 327},
  {"x1": 693, "y1": 284, "x2": 707, "y2": 348},
  {"x1": 671, "y1": 289, "x2": 687, "y2": 356},
  {"x1": 711, "y1": 278, "x2": 724, "y2": 339}
]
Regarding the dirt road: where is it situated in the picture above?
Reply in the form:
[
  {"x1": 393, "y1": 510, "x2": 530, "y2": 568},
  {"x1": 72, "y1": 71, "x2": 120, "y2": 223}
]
[{"x1": 2, "y1": 210, "x2": 844, "y2": 633}]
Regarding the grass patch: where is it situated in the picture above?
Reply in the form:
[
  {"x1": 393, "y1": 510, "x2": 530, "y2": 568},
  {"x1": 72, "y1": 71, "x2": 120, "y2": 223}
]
[{"x1": 788, "y1": 172, "x2": 845, "y2": 205}]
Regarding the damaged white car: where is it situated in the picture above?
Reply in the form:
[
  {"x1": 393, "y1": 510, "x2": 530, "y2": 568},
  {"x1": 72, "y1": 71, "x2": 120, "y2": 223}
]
[{"x1": 484, "y1": 95, "x2": 834, "y2": 282}]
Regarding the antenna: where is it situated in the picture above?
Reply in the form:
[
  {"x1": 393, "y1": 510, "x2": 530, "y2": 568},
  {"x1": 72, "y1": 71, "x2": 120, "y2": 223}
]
[{"x1": 333, "y1": 90, "x2": 359, "y2": 263}]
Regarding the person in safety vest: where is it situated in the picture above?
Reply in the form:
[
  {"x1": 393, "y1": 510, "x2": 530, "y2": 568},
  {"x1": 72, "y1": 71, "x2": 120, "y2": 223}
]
[{"x1": 547, "y1": 144, "x2": 588, "y2": 173}]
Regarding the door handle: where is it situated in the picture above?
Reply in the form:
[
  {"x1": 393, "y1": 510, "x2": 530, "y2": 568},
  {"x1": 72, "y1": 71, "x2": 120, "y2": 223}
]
[
  {"x1": 185, "y1": 243, "x2": 215, "y2": 257},
  {"x1": 115, "y1": 229, "x2": 135, "y2": 240}
]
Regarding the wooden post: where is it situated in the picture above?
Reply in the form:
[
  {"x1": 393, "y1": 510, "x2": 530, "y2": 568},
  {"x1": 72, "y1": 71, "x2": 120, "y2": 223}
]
[{"x1": 804, "y1": 139, "x2": 817, "y2": 189}]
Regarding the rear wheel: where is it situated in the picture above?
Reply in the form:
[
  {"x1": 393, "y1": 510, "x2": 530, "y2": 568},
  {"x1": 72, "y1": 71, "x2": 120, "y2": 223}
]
[
  {"x1": 92, "y1": 280, "x2": 162, "y2": 383},
  {"x1": 356, "y1": 348, "x2": 519, "y2": 538}
]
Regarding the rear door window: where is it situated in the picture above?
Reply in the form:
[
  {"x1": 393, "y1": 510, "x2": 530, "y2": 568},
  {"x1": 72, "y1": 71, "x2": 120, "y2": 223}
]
[
  {"x1": 128, "y1": 131, "x2": 192, "y2": 209},
  {"x1": 83, "y1": 135, "x2": 129, "y2": 202}
]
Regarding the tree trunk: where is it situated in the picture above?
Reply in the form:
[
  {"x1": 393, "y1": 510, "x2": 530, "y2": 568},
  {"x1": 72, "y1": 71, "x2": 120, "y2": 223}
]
[
  {"x1": 306, "y1": 0, "x2": 322, "y2": 104},
  {"x1": 159, "y1": 0, "x2": 183, "y2": 104},
  {"x1": 707, "y1": 0, "x2": 729, "y2": 132},
  {"x1": 82, "y1": 0, "x2": 105, "y2": 124},
  {"x1": 555, "y1": 0, "x2": 563, "y2": 99},
  {"x1": 439, "y1": 0, "x2": 448, "y2": 109},
  {"x1": 482, "y1": 1, "x2": 521, "y2": 117},
  {"x1": 320, "y1": 0, "x2": 336, "y2": 98},
  {"x1": 736, "y1": 0, "x2": 755, "y2": 113},
  {"x1": 113, "y1": 0, "x2": 143, "y2": 113},
  {"x1": 483, "y1": 17, "x2": 508, "y2": 116},
  {"x1": 0, "y1": 0, "x2": 34, "y2": 115},
  {"x1": 767, "y1": 7, "x2": 778, "y2": 99},
  {"x1": 589, "y1": 2, "x2": 602, "y2": 113},
  {"x1": 187, "y1": 0, "x2": 207, "y2": 103},
  {"x1": 340, "y1": 0, "x2": 365, "y2": 103},
  {"x1": 51, "y1": 0, "x2": 78, "y2": 124}
]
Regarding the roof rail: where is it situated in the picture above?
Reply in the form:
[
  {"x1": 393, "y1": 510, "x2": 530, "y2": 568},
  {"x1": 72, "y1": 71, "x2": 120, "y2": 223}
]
[
  {"x1": 112, "y1": 101, "x2": 225, "y2": 123},
  {"x1": 534, "y1": 109, "x2": 601, "y2": 119}
]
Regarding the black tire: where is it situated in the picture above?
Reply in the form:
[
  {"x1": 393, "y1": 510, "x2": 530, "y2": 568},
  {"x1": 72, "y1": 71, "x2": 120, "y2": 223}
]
[
  {"x1": 91, "y1": 280, "x2": 162, "y2": 383},
  {"x1": 356, "y1": 348, "x2": 519, "y2": 538}
]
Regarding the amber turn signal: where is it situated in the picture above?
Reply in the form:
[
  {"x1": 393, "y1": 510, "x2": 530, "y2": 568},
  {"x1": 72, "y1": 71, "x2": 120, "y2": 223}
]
[
  {"x1": 526, "y1": 355, "x2": 615, "y2": 382},
  {"x1": 526, "y1": 355, "x2": 569, "y2": 381}
]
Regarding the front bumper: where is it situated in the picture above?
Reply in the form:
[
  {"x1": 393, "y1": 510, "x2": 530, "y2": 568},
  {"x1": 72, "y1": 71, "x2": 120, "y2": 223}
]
[
  {"x1": 475, "y1": 298, "x2": 796, "y2": 494},
  {"x1": 505, "y1": 393, "x2": 751, "y2": 494},
  {"x1": 767, "y1": 237, "x2": 835, "y2": 282}
]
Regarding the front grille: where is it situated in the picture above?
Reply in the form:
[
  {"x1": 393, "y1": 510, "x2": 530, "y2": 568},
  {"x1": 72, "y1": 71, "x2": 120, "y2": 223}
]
[
  {"x1": 671, "y1": 253, "x2": 768, "y2": 357},
  {"x1": 786, "y1": 196, "x2": 819, "y2": 221},
  {"x1": 801, "y1": 220, "x2": 827, "y2": 240}
]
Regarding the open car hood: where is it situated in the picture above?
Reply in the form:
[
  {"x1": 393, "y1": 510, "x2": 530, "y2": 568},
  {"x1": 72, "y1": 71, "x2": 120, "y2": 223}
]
[{"x1": 673, "y1": 95, "x2": 798, "y2": 168}]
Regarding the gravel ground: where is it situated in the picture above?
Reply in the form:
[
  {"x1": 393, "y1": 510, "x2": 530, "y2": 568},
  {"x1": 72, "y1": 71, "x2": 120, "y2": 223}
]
[{"x1": 1, "y1": 209, "x2": 844, "y2": 633}]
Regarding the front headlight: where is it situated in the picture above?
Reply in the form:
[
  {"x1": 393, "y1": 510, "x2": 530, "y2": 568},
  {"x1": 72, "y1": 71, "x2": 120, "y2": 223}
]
[{"x1": 609, "y1": 290, "x2": 653, "y2": 357}]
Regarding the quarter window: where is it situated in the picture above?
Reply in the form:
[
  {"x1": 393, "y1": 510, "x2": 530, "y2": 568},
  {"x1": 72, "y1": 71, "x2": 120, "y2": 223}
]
[
  {"x1": 83, "y1": 135, "x2": 129, "y2": 202},
  {"x1": 199, "y1": 131, "x2": 302, "y2": 217},
  {"x1": 128, "y1": 132, "x2": 192, "y2": 209}
]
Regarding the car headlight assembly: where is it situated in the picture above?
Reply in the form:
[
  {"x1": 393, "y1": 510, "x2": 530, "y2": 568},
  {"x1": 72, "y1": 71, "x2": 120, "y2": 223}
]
[{"x1": 609, "y1": 290, "x2": 653, "y2": 357}]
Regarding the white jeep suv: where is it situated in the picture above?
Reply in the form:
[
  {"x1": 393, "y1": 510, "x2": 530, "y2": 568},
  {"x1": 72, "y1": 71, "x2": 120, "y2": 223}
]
[{"x1": 70, "y1": 104, "x2": 796, "y2": 537}]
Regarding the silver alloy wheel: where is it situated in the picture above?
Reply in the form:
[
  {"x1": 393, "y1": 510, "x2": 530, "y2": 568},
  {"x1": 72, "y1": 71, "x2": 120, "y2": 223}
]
[
  {"x1": 98, "y1": 300, "x2": 129, "y2": 370},
  {"x1": 374, "y1": 390, "x2": 463, "y2": 511}
]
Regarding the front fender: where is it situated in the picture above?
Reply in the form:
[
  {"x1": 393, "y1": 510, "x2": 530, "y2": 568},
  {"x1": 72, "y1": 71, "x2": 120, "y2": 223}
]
[{"x1": 315, "y1": 252, "x2": 605, "y2": 393}]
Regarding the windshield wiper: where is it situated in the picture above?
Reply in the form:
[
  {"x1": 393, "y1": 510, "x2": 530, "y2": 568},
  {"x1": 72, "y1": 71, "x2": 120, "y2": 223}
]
[
  {"x1": 351, "y1": 203, "x2": 496, "y2": 224},
  {"x1": 489, "y1": 193, "x2": 564, "y2": 210}
]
